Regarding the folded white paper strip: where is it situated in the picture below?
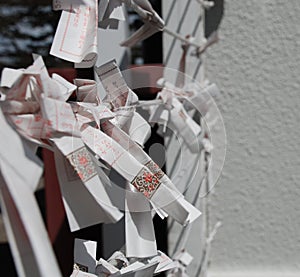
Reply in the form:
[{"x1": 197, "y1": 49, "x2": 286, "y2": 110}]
[
  {"x1": 120, "y1": 0, "x2": 164, "y2": 47},
  {"x1": 74, "y1": 78, "x2": 100, "y2": 103},
  {"x1": 95, "y1": 60, "x2": 151, "y2": 144},
  {"x1": 54, "y1": 147, "x2": 123, "y2": 231},
  {"x1": 125, "y1": 183, "x2": 157, "y2": 257},
  {"x1": 102, "y1": 120, "x2": 201, "y2": 223},
  {"x1": 52, "y1": 0, "x2": 125, "y2": 22},
  {"x1": 0, "y1": 68, "x2": 25, "y2": 88},
  {"x1": 95, "y1": 59, "x2": 133, "y2": 108}
]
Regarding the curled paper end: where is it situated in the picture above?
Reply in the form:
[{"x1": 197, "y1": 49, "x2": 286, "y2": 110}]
[
  {"x1": 75, "y1": 53, "x2": 98, "y2": 68},
  {"x1": 120, "y1": 23, "x2": 159, "y2": 47},
  {"x1": 50, "y1": 6, "x2": 98, "y2": 67}
]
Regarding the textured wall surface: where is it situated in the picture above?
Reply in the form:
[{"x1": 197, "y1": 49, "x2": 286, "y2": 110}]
[{"x1": 164, "y1": 0, "x2": 300, "y2": 274}]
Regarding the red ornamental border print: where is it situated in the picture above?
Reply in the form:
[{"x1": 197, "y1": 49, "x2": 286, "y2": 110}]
[
  {"x1": 67, "y1": 147, "x2": 97, "y2": 182},
  {"x1": 131, "y1": 168, "x2": 161, "y2": 199},
  {"x1": 145, "y1": 160, "x2": 165, "y2": 180}
]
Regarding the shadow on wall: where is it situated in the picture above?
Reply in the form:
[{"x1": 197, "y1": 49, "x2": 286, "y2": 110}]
[{"x1": 205, "y1": 0, "x2": 224, "y2": 37}]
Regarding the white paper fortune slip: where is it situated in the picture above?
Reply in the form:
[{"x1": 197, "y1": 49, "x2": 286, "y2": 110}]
[
  {"x1": 2, "y1": 59, "x2": 61, "y2": 148},
  {"x1": 38, "y1": 97, "x2": 123, "y2": 231},
  {"x1": 50, "y1": 0, "x2": 98, "y2": 67},
  {"x1": 0, "y1": 68, "x2": 24, "y2": 88},
  {"x1": 96, "y1": 256, "x2": 159, "y2": 277},
  {"x1": 71, "y1": 241, "x2": 174, "y2": 276},
  {"x1": 54, "y1": 147, "x2": 123, "y2": 232},
  {"x1": 0, "y1": 109, "x2": 62, "y2": 277},
  {"x1": 160, "y1": 79, "x2": 225, "y2": 195},
  {"x1": 101, "y1": 120, "x2": 201, "y2": 225},
  {"x1": 95, "y1": 59, "x2": 151, "y2": 145},
  {"x1": 95, "y1": 59, "x2": 131, "y2": 110},
  {"x1": 120, "y1": 0, "x2": 164, "y2": 47}
]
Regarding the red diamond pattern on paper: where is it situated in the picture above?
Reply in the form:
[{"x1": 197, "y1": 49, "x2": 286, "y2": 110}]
[
  {"x1": 145, "y1": 160, "x2": 165, "y2": 180},
  {"x1": 131, "y1": 167, "x2": 161, "y2": 199},
  {"x1": 67, "y1": 147, "x2": 97, "y2": 182}
]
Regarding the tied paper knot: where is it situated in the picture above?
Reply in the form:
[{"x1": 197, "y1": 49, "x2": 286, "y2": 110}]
[
  {"x1": 1, "y1": 56, "x2": 79, "y2": 146},
  {"x1": 149, "y1": 87, "x2": 202, "y2": 153}
]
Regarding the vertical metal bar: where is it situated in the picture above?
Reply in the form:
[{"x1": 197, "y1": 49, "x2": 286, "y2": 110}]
[
  {"x1": 164, "y1": 0, "x2": 192, "y2": 64},
  {"x1": 164, "y1": 0, "x2": 177, "y2": 25},
  {"x1": 192, "y1": 14, "x2": 202, "y2": 36},
  {"x1": 193, "y1": 58, "x2": 203, "y2": 79}
]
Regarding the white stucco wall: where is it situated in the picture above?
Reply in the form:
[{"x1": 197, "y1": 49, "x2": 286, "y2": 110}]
[{"x1": 164, "y1": 0, "x2": 300, "y2": 275}]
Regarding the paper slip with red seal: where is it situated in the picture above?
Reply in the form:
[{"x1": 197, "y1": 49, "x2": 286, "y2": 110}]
[
  {"x1": 39, "y1": 94, "x2": 123, "y2": 231},
  {"x1": 101, "y1": 120, "x2": 201, "y2": 225}
]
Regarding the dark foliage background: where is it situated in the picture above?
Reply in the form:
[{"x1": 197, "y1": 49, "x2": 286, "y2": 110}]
[{"x1": 0, "y1": 0, "x2": 72, "y2": 73}]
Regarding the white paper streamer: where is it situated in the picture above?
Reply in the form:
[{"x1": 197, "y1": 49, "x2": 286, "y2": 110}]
[{"x1": 0, "y1": 109, "x2": 62, "y2": 277}]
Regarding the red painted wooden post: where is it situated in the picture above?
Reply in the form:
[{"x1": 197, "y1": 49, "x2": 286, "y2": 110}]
[{"x1": 43, "y1": 68, "x2": 77, "y2": 276}]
